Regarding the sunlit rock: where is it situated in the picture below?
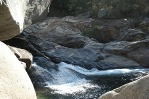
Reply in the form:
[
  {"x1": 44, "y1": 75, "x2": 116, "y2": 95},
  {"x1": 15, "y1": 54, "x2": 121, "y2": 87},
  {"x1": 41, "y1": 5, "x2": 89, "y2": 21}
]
[
  {"x1": 0, "y1": 0, "x2": 52, "y2": 41},
  {"x1": 0, "y1": 41, "x2": 37, "y2": 99},
  {"x1": 0, "y1": 0, "x2": 27, "y2": 40},
  {"x1": 99, "y1": 75, "x2": 149, "y2": 99}
]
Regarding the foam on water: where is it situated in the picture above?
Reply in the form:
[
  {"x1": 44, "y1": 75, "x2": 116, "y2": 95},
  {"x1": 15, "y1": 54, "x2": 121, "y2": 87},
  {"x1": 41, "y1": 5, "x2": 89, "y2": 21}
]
[
  {"x1": 32, "y1": 62, "x2": 149, "y2": 94},
  {"x1": 56, "y1": 62, "x2": 148, "y2": 76}
]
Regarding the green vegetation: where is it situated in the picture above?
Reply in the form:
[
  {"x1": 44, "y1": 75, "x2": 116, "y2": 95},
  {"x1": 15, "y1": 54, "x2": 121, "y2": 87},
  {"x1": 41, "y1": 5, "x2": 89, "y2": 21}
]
[
  {"x1": 83, "y1": 25, "x2": 99, "y2": 38},
  {"x1": 48, "y1": 0, "x2": 94, "y2": 17},
  {"x1": 48, "y1": 0, "x2": 149, "y2": 18},
  {"x1": 36, "y1": 90, "x2": 52, "y2": 99}
]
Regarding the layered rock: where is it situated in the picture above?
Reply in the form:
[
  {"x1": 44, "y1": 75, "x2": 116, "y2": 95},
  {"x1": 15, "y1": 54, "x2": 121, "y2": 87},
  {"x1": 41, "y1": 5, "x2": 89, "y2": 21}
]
[
  {"x1": 99, "y1": 75, "x2": 149, "y2": 99},
  {"x1": 7, "y1": 16, "x2": 146, "y2": 70},
  {"x1": 0, "y1": 41, "x2": 37, "y2": 99}
]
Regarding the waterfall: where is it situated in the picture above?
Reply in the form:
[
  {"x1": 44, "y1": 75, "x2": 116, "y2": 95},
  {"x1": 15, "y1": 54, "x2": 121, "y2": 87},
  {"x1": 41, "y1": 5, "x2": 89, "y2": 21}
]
[{"x1": 32, "y1": 62, "x2": 149, "y2": 95}]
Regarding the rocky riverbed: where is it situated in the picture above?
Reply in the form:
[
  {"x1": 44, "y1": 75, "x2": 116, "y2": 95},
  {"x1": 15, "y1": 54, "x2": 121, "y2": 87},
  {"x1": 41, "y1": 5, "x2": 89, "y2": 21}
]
[
  {"x1": 4, "y1": 15, "x2": 149, "y2": 98},
  {"x1": 1, "y1": 0, "x2": 149, "y2": 99}
]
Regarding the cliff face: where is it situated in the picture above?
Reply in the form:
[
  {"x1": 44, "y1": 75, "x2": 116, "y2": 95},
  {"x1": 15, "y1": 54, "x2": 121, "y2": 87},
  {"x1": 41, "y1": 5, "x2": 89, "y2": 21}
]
[{"x1": 0, "y1": 0, "x2": 52, "y2": 41}]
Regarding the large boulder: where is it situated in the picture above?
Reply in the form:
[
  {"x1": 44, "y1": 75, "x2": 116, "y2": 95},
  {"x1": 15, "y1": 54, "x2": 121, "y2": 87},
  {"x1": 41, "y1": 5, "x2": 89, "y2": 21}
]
[
  {"x1": 16, "y1": 16, "x2": 143, "y2": 70},
  {"x1": 0, "y1": 0, "x2": 52, "y2": 41},
  {"x1": 0, "y1": 0, "x2": 27, "y2": 40},
  {"x1": 99, "y1": 55, "x2": 140, "y2": 69},
  {"x1": 0, "y1": 41, "x2": 37, "y2": 99},
  {"x1": 127, "y1": 46, "x2": 149, "y2": 67},
  {"x1": 99, "y1": 74, "x2": 149, "y2": 99}
]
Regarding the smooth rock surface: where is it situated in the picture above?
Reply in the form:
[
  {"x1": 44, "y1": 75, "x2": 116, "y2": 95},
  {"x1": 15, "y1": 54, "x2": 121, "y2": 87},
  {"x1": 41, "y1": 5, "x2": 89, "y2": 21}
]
[
  {"x1": 99, "y1": 55, "x2": 140, "y2": 69},
  {"x1": 0, "y1": 1, "x2": 26, "y2": 40},
  {"x1": 127, "y1": 46, "x2": 149, "y2": 67},
  {"x1": 99, "y1": 75, "x2": 149, "y2": 99},
  {"x1": 0, "y1": 0, "x2": 52, "y2": 41},
  {"x1": 0, "y1": 41, "x2": 37, "y2": 99}
]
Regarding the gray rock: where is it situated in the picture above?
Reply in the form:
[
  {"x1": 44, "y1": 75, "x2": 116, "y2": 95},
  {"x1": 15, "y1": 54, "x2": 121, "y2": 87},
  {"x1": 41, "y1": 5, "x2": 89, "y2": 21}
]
[
  {"x1": 21, "y1": 17, "x2": 145, "y2": 70},
  {"x1": 116, "y1": 29, "x2": 145, "y2": 42},
  {"x1": 103, "y1": 39, "x2": 149, "y2": 55},
  {"x1": 29, "y1": 57, "x2": 58, "y2": 88},
  {"x1": 99, "y1": 55, "x2": 141, "y2": 69},
  {"x1": 127, "y1": 46, "x2": 149, "y2": 67}
]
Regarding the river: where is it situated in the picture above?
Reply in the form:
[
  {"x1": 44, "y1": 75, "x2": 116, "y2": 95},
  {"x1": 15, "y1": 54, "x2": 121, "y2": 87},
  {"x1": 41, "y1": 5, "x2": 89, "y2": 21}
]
[{"x1": 33, "y1": 62, "x2": 149, "y2": 99}]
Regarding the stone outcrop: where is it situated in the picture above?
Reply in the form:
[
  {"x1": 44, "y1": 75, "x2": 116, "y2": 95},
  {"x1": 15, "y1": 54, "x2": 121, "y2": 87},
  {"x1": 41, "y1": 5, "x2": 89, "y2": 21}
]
[
  {"x1": 3, "y1": 14, "x2": 149, "y2": 98},
  {"x1": 99, "y1": 74, "x2": 149, "y2": 99},
  {"x1": 0, "y1": 0, "x2": 52, "y2": 41},
  {"x1": 0, "y1": 41, "x2": 37, "y2": 99},
  {"x1": 6, "y1": 16, "x2": 147, "y2": 70}
]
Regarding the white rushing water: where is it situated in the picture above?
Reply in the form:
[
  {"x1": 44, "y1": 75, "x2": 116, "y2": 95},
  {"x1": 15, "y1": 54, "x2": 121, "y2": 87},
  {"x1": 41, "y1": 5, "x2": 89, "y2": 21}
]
[{"x1": 32, "y1": 62, "x2": 149, "y2": 94}]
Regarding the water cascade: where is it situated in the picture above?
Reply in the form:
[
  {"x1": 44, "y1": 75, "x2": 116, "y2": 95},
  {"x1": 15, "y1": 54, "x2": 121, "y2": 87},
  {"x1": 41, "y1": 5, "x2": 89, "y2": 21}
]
[{"x1": 32, "y1": 62, "x2": 149, "y2": 99}]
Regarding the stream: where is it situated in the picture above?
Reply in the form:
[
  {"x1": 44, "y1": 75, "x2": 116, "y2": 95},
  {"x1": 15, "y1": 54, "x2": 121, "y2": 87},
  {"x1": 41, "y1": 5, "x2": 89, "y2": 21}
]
[{"x1": 33, "y1": 62, "x2": 149, "y2": 99}]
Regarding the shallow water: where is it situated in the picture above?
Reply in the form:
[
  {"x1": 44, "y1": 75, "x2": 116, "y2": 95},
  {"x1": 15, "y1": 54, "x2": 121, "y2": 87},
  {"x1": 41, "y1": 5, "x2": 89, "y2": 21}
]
[{"x1": 33, "y1": 62, "x2": 149, "y2": 99}]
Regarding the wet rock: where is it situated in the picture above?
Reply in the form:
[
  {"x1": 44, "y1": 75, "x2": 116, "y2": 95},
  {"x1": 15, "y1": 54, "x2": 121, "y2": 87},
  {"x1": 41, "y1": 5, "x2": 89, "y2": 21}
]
[
  {"x1": 103, "y1": 39, "x2": 149, "y2": 55},
  {"x1": 44, "y1": 48, "x2": 100, "y2": 69},
  {"x1": 127, "y1": 46, "x2": 149, "y2": 67},
  {"x1": 99, "y1": 55, "x2": 141, "y2": 69},
  {"x1": 20, "y1": 17, "x2": 146, "y2": 70},
  {"x1": 29, "y1": 57, "x2": 58, "y2": 88},
  {"x1": 4, "y1": 16, "x2": 147, "y2": 70}
]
